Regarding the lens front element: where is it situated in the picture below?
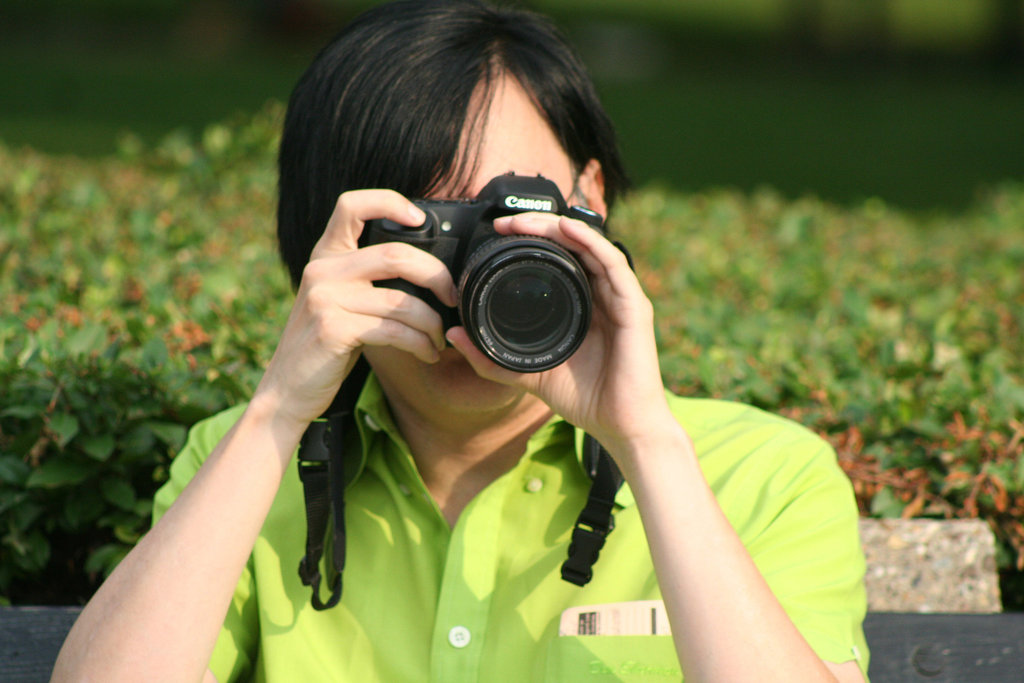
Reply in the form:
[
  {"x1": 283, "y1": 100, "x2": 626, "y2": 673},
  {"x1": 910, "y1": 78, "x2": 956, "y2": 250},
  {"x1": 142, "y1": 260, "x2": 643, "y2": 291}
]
[{"x1": 460, "y1": 237, "x2": 591, "y2": 372}]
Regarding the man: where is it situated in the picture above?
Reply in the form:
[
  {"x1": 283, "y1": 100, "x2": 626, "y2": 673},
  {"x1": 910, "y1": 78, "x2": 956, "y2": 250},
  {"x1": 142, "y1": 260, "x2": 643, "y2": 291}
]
[{"x1": 53, "y1": 1, "x2": 868, "y2": 680}]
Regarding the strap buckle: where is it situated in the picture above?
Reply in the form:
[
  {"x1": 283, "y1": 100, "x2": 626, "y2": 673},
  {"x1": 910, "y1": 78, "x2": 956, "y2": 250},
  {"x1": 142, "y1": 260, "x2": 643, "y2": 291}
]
[{"x1": 561, "y1": 515, "x2": 615, "y2": 586}]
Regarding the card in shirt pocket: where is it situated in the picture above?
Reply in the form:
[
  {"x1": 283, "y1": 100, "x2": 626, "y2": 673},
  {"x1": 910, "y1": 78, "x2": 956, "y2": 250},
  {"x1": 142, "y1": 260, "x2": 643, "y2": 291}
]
[{"x1": 559, "y1": 600, "x2": 672, "y2": 636}]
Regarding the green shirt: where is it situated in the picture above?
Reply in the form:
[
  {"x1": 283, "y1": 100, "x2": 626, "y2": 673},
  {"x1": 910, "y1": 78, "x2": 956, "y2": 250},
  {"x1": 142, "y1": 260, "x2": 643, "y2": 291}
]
[{"x1": 154, "y1": 376, "x2": 869, "y2": 681}]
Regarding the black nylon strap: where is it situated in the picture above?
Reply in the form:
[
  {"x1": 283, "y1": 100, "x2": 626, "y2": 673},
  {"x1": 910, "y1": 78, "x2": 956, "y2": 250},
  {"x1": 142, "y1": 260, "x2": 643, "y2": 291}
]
[
  {"x1": 297, "y1": 420, "x2": 343, "y2": 610},
  {"x1": 561, "y1": 435, "x2": 624, "y2": 586},
  {"x1": 297, "y1": 359, "x2": 369, "y2": 611},
  {"x1": 300, "y1": 370, "x2": 626, "y2": 604}
]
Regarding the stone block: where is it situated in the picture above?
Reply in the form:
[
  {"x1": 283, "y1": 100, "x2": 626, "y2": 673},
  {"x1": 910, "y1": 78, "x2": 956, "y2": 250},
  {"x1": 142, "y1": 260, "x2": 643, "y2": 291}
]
[{"x1": 859, "y1": 518, "x2": 1001, "y2": 614}]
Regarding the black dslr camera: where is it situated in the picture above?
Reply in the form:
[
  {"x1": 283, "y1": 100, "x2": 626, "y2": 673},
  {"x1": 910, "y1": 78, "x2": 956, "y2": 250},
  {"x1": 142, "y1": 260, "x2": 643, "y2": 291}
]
[{"x1": 362, "y1": 174, "x2": 603, "y2": 372}]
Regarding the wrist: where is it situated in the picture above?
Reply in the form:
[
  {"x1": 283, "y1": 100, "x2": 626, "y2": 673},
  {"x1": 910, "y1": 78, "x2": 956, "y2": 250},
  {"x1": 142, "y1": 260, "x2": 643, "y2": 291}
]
[
  {"x1": 605, "y1": 415, "x2": 696, "y2": 483},
  {"x1": 241, "y1": 390, "x2": 310, "y2": 467}
]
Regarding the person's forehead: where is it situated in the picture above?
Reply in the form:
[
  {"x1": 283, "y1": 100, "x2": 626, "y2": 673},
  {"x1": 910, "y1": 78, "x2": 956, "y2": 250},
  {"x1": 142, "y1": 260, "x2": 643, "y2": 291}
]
[{"x1": 462, "y1": 76, "x2": 575, "y2": 199}]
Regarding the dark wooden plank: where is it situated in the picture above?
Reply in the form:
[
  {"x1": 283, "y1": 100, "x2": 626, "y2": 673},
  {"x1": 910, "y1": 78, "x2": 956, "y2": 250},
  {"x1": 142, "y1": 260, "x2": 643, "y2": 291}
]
[
  {"x1": 3, "y1": 606, "x2": 1024, "y2": 681},
  {"x1": 865, "y1": 612, "x2": 1024, "y2": 682},
  {"x1": 0, "y1": 606, "x2": 81, "y2": 683}
]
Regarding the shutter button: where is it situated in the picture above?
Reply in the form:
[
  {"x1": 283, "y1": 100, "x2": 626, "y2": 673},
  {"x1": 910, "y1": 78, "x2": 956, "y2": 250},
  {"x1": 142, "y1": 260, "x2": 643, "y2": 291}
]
[{"x1": 448, "y1": 626, "x2": 471, "y2": 648}]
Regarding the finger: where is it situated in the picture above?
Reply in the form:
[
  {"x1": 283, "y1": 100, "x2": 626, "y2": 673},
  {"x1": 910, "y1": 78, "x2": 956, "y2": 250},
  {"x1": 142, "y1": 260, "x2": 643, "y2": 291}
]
[
  {"x1": 491, "y1": 211, "x2": 561, "y2": 238},
  {"x1": 354, "y1": 242, "x2": 459, "y2": 308},
  {"x1": 444, "y1": 327, "x2": 524, "y2": 387},
  {"x1": 557, "y1": 218, "x2": 637, "y2": 293},
  {"x1": 305, "y1": 243, "x2": 457, "y2": 308},
  {"x1": 344, "y1": 286, "x2": 447, "y2": 351},
  {"x1": 313, "y1": 306, "x2": 442, "y2": 365},
  {"x1": 356, "y1": 314, "x2": 442, "y2": 364},
  {"x1": 312, "y1": 189, "x2": 427, "y2": 258},
  {"x1": 493, "y1": 213, "x2": 639, "y2": 301}
]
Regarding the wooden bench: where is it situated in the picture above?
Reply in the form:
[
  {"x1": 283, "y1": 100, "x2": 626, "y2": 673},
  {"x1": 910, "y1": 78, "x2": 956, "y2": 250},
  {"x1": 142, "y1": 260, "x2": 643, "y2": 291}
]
[
  {"x1": 4, "y1": 519, "x2": 1019, "y2": 680},
  {"x1": 3, "y1": 605, "x2": 1024, "y2": 681}
]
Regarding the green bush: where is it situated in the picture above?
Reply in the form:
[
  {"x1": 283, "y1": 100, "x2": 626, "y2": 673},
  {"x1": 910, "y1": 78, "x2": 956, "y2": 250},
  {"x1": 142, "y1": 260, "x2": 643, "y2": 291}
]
[
  {"x1": 2, "y1": 103, "x2": 1023, "y2": 606},
  {"x1": 620, "y1": 182, "x2": 1024, "y2": 594},
  {"x1": 0, "y1": 106, "x2": 292, "y2": 603}
]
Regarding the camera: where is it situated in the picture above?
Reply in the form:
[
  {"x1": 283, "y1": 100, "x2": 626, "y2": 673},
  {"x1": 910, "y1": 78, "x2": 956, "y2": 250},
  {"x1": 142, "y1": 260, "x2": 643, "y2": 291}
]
[{"x1": 361, "y1": 174, "x2": 603, "y2": 372}]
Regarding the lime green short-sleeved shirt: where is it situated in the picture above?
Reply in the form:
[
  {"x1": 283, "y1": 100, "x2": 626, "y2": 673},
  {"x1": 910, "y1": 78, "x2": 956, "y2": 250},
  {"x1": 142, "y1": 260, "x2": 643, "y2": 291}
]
[{"x1": 154, "y1": 376, "x2": 869, "y2": 682}]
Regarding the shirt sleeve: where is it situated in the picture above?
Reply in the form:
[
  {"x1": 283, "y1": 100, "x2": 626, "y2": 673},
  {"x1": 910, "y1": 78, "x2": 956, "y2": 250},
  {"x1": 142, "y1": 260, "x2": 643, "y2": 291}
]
[
  {"x1": 741, "y1": 434, "x2": 869, "y2": 672},
  {"x1": 152, "y1": 405, "x2": 258, "y2": 683},
  {"x1": 685, "y1": 398, "x2": 869, "y2": 675}
]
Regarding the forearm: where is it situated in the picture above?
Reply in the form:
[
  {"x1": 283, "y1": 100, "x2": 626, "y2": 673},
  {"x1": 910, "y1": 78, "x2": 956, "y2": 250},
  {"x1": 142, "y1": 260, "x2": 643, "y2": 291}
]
[
  {"x1": 616, "y1": 421, "x2": 837, "y2": 683},
  {"x1": 52, "y1": 395, "x2": 302, "y2": 682}
]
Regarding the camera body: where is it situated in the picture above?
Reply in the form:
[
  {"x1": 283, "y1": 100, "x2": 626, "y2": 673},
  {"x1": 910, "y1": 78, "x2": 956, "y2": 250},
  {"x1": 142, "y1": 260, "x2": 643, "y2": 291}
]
[{"x1": 361, "y1": 174, "x2": 603, "y2": 372}]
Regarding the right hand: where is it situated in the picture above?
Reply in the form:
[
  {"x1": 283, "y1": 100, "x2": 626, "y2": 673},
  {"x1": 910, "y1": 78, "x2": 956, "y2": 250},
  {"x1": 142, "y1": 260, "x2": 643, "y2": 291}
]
[{"x1": 253, "y1": 189, "x2": 458, "y2": 438}]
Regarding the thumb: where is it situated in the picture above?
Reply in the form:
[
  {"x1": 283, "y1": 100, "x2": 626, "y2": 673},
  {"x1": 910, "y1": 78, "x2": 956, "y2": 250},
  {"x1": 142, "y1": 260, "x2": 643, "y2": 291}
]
[
  {"x1": 312, "y1": 189, "x2": 426, "y2": 258},
  {"x1": 445, "y1": 328, "x2": 523, "y2": 387}
]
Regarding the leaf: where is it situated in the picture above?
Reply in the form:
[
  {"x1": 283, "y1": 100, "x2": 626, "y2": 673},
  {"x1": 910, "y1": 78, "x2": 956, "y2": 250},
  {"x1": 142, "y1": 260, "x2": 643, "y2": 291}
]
[
  {"x1": 0, "y1": 490, "x2": 28, "y2": 518},
  {"x1": 1, "y1": 405, "x2": 39, "y2": 420},
  {"x1": 908, "y1": 418, "x2": 947, "y2": 441},
  {"x1": 65, "y1": 322, "x2": 109, "y2": 356},
  {"x1": 140, "y1": 337, "x2": 169, "y2": 369},
  {"x1": 4, "y1": 529, "x2": 50, "y2": 572},
  {"x1": 80, "y1": 433, "x2": 116, "y2": 461},
  {"x1": 48, "y1": 413, "x2": 80, "y2": 448},
  {"x1": 25, "y1": 458, "x2": 94, "y2": 489},
  {"x1": 118, "y1": 425, "x2": 156, "y2": 458},
  {"x1": 870, "y1": 487, "x2": 905, "y2": 519},
  {"x1": 100, "y1": 477, "x2": 137, "y2": 512},
  {"x1": 62, "y1": 488, "x2": 106, "y2": 528},
  {"x1": 0, "y1": 456, "x2": 30, "y2": 485},
  {"x1": 84, "y1": 543, "x2": 129, "y2": 577},
  {"x1": 1014, "y1": 457, "x2": 1024, "y2": 490},
  {"x1": 146, "y1": 421, "x2": 186, "y2": 450},
  {"x1": 113, "y1": 524, "x2": 142, "y2": 545}
]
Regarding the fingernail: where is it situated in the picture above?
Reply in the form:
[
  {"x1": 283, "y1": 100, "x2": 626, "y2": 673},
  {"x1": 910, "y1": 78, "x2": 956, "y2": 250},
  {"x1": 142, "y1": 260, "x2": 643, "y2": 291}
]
[{"x1": 409, "y1": 205, "x2": 426, "y2": 224}]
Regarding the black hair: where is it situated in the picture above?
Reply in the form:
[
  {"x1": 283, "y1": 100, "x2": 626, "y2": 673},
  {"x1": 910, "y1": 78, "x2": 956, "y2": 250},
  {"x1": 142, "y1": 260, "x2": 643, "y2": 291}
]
[{"x1": 277, "y1": 0, "x2": 629, "y2": 288}]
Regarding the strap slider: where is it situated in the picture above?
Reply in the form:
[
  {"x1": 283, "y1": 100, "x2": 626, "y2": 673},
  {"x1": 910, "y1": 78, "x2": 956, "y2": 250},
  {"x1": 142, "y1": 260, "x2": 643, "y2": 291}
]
[{"x1": 561, "y1": 517, "x2": 615, "y2": 586}]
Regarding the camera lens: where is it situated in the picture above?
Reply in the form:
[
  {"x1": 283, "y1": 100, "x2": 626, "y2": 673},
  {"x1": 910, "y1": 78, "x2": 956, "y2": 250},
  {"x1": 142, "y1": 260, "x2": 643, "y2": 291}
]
[
  {"x1": 459, "y1": 236, "x2": 591, "y2": 372},
  {"x1": 488, "y1": 266, "x2": 572, "y2": 351}
]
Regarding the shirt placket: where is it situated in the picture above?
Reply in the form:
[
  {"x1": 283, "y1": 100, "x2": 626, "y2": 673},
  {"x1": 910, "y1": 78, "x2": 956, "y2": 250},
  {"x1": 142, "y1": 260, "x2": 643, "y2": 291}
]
[{"x1": 429, "y1": 474, "x2": 508, "y2": 682}]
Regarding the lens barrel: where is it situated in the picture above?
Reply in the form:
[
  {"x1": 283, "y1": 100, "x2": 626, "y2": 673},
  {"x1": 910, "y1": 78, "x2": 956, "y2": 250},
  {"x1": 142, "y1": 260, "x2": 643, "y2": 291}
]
[{"x1": 459, "y1": 236, "x2": 591, "y2": 372}]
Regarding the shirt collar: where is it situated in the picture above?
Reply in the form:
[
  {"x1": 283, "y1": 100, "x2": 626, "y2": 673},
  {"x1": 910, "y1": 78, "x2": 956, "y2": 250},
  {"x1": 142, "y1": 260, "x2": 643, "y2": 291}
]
[{"x1": 350, "y1": 372, "x2": 634, "y2": 508}]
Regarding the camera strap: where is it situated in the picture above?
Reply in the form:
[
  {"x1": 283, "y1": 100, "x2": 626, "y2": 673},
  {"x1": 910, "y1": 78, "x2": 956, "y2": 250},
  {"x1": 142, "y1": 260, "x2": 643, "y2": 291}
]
[
  {"x1": 560, "y1": 435, "x2": 623, "y2": 586},
  {"x1": 297, "y1": 358, "x2": 368, "y2": 611},
  {"x1": 299, "y1": 387, "x2": 622, "y2": 609}
]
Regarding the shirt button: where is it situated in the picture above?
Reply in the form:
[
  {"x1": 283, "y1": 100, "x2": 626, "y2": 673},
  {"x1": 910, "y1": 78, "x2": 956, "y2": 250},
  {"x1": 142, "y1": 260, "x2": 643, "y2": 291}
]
[
  {"x1": 363, "y1": 413, "x2": 381, "y2": 432},
  {"x1": 525, "y1": 477, "x2": 544, "y2": 493},
  {"x1": 448, "y1": 626, "x2": 471, "y2": 649}
]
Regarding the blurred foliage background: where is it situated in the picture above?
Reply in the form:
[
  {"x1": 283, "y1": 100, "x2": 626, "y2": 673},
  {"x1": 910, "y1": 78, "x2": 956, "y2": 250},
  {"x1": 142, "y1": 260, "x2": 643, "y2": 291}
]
[
  {"x1": 1, "y1": 0, "x2": 1022, "y2": 607},
  {"x1": 1, "y1": 0, "x2": 1023, "y2": 209}
]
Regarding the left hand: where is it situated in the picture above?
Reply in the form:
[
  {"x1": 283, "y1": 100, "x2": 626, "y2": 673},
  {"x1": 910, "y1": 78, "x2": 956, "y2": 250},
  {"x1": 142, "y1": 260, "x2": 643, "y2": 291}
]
[{"x1": 445, "y1": 212, "x2": 675, "y2": 461}]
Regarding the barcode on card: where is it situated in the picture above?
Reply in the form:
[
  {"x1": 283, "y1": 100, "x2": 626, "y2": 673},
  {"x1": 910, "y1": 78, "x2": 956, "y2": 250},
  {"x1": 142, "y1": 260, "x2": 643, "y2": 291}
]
[{"x1": 576, "y1": 611, "x2": 599, "y2": 635}]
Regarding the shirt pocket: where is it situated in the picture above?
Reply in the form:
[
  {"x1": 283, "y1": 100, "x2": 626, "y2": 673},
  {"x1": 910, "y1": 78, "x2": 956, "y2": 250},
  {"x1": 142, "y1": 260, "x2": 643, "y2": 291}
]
[{"x1": 543, "y1": 635, "x2": 682, "y2": 682}]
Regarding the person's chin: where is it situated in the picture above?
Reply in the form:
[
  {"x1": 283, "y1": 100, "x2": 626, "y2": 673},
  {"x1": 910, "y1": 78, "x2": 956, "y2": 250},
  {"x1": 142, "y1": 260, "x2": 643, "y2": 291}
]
[
  {"x1": 367, "y1": 345, "x2": 519, "y2": 406},
  {"x1": 431, "y1": 347, "x2": 513, "y2": 394}
]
